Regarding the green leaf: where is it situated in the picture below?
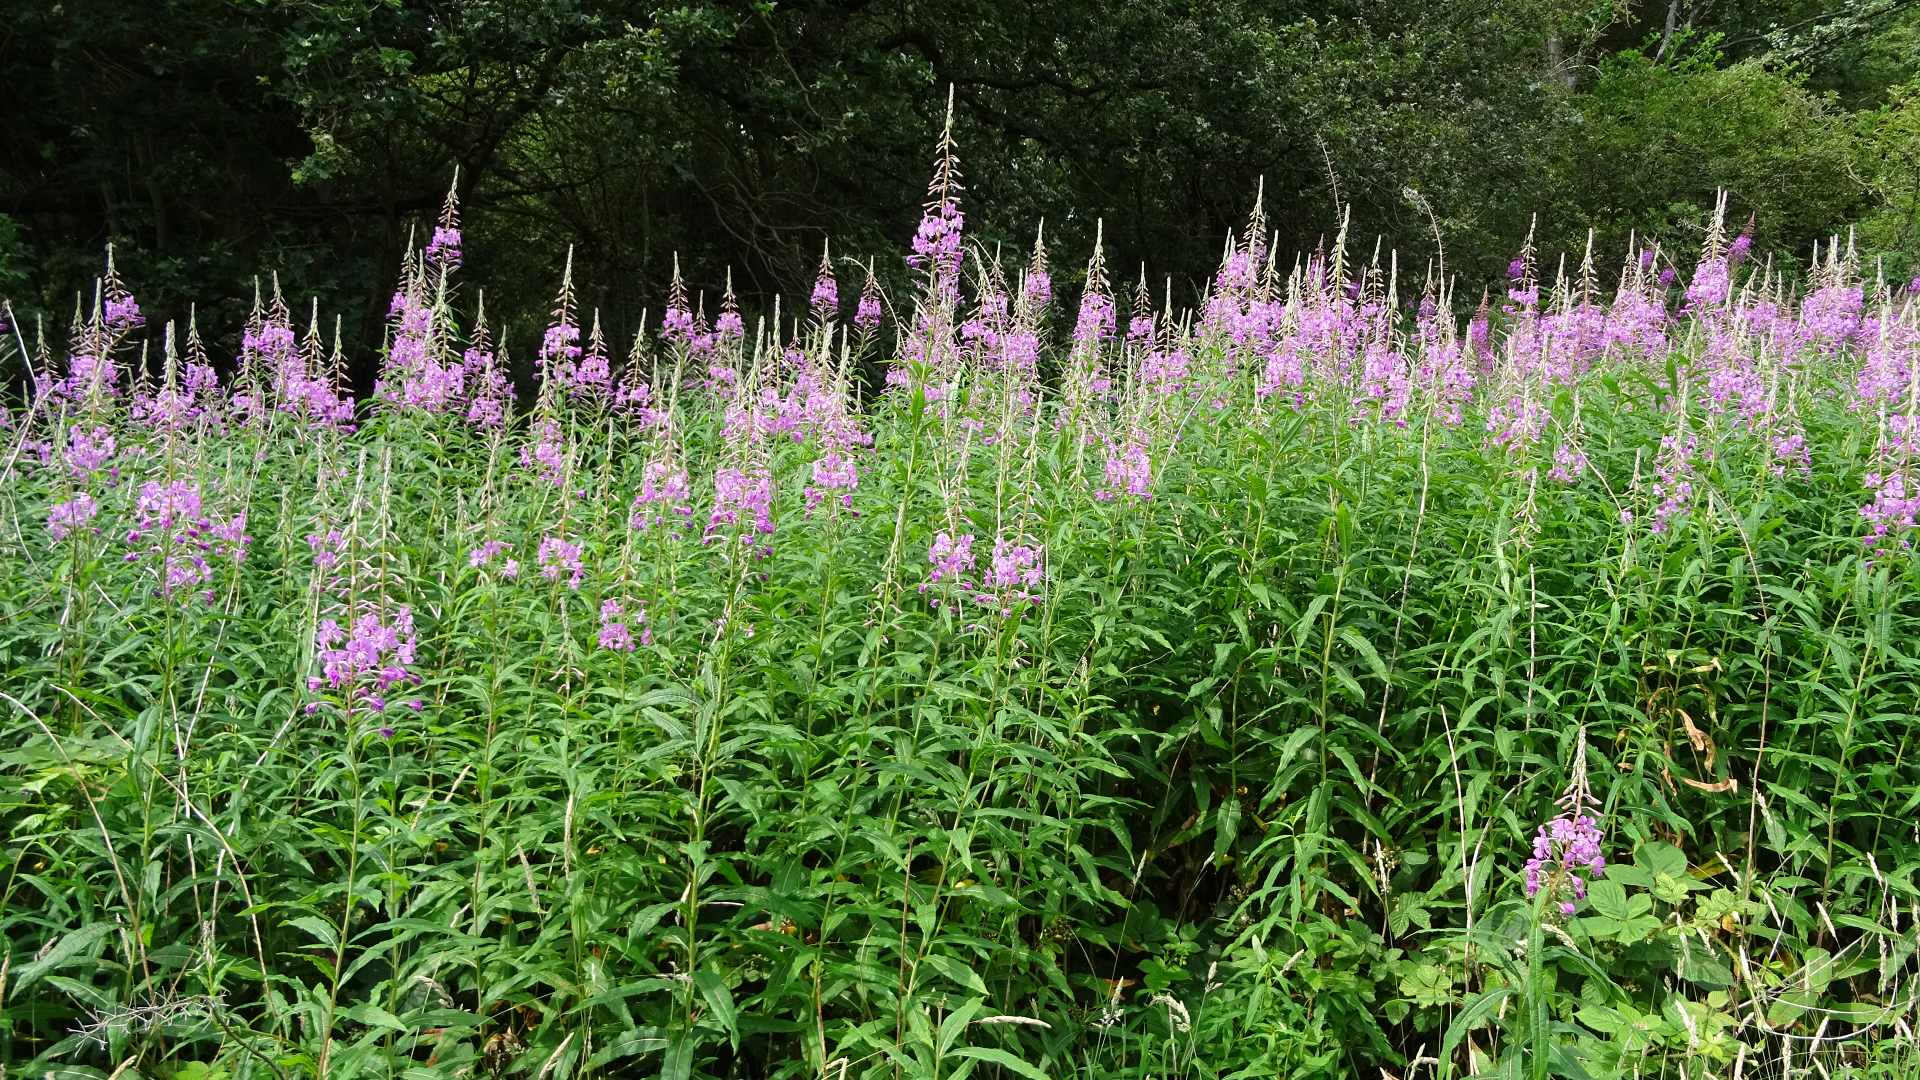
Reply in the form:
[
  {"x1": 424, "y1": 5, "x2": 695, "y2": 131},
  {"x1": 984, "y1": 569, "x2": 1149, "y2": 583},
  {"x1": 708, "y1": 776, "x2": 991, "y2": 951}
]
[
  {"x1": 949, "y1": 1045, "x2": 1049, "y2": 1080},
  {"x1": 694, "y1": 970, "x2": 738, "y2": 1044},
  {"x1": 922, "y1": 953, "x2": 991, "y2": 997},
  {"x1": 287, "y1": 915, "x2": 340, "y2": 949},
  {"x1": 1440, "y1": 985, "x2": 1516, "y2": 1078},
  {"x1": 1585, "y1": 880, "x2": 1648, "y2": 921},
  {"x1": 1632, "y1": 842, "x2": 1687, "y2": 880},
  {"x1": 8, "y1": 924, "x2": 117, "y2": 994}
]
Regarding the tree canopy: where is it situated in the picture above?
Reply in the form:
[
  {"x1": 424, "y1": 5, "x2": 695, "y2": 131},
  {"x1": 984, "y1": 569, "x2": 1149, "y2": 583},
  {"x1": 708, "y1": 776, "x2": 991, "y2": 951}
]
[{"x1": 3, "y1": 0, "x2": 1918, "y2": 369}]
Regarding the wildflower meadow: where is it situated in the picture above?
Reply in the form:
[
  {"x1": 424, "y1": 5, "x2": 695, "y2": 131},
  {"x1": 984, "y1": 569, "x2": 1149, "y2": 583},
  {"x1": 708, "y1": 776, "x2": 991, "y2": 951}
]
[{"x1": 4, "y1": 122, "x2": 1920, "y2": 1080}]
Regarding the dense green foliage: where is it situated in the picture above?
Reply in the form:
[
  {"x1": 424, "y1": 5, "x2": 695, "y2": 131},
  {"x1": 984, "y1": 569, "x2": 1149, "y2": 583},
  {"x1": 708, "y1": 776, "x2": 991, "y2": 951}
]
[
  {"x1": 3, "y1": 171, "x2": 1920, "y2": 1078},
  {"x1": 5, "y1": 0, "x2": 1920, "y2": 367}
]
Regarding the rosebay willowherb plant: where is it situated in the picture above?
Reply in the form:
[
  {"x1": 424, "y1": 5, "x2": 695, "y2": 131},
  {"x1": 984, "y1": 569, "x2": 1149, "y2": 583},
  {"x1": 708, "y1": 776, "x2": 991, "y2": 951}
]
[{"x1": 3, "y1": 118, "x2": 1920, "y2": 1080}]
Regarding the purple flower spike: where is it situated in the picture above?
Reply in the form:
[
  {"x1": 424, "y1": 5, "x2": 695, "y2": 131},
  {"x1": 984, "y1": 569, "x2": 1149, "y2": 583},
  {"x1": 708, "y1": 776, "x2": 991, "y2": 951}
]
[
  {"x1": 47, "y1": 493, "x2": 101, "y2": 540},
  {"x1": 1522, "y1": 806, "x2": 1606, "y2": 919},
  {"x1": 811, "y1": 260, "x2": 839, "y2": 312},
  {"x1": 928, "y1": 531, "x2": 976, "y2": 585}
]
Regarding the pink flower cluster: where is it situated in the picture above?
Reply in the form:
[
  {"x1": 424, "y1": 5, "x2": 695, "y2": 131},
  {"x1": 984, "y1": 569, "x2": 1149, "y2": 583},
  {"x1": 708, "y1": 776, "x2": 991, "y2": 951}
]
[
  {"x1": 1548, "y1": 442, "x2": 1588, "y2": 484},
  {"x1": 313, "y1": 607, "x2": 419, "y2": 695},
  {"x1": 1096, "y1": 441, "x2": 1152, "y2": 501},
  {"x1": 426, "y1": 226, "x2": 462, "y2": 267},
  {"x1": 924, "y1": 532, "x2": 1044, "y2": 616},
  {"x1": 537, "y1": 535, "x2": 584, "y2": 588},
  {"x1": 1650, "y1": 433, "x2": 1702, "y2": 534},
  {"x1": 811, "y1": 265, "x2": 838, "y2": 312},
  {"x1": 805, "y1": 452, "x2": 859, "y2": 514},
  {"x1": 124, "y1": 480, "x2": 251, "y2": 598},
  {"x1": 631, "y1": 461, "x2": 694, "y2": 535},
  {"x1": 307, "y1": 529, "x2": 345, "y2": 572},
  {"x1": 927, "y1": 531, "x2": 975, "y2": 585},
  {"x1": 387, "y1": 289, "x2": 466, "y2": 412},
  {"x1": 64, "y1": 425, "x2": 119, "y2": 480},
  {"x1": 46, "y1": 493, "x2": 100, "y2": 540},
  {"x1": 469, "y1": 539, "x2": 521, "y2": 578},
  {"x1": 1861, "y1": 469, "x2": 1920, "y2": 558},
  {"x1": 520, "y1": 417, "x2": 568, "y2": 487},
  {"x1": 598, "y1": 598, "x2": 650, "y2": 651},
  {"x1": 1523, "y1": 811, "x2": 1606, "y2": 916},
  {"x1": 248, "y1": 313, "x2": 354, "y2": 429},
  {"x1": 707, "y1": 467, "x2": 774, "y2": 546},
  {"x1": 855, "y1": 276, "x2": 884, "y2": 330}
]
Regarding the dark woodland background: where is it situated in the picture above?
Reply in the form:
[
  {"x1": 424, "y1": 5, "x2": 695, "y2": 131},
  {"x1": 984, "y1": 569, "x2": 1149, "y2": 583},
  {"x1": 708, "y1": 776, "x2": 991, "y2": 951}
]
[{"x1": 3, "y1": 0, "x2": 1919, "y2": 376}]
